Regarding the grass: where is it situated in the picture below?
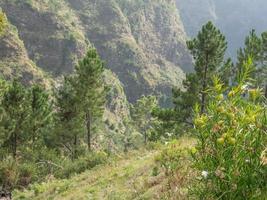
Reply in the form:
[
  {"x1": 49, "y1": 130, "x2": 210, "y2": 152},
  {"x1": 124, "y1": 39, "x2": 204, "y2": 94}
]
[{"x1": 13, "y1": 137, "x2": 196, "y2": 200}]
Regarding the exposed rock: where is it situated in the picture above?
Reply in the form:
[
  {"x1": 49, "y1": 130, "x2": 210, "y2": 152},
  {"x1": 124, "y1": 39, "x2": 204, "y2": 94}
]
[
  {"x1": 0, "y1": 19, "x2": 51, "y2": 87},
  {"x1": 1, "y1": 0, "x2": 192, "y2": 104}
]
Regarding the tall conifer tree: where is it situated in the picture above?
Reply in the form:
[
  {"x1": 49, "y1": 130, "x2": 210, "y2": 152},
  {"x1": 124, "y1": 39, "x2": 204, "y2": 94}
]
[
  {"x1": 71, "y1": 48, "x2": 107, "y2": 150},
  {"x1": 2, "y1": 80, "x2": 29, "y2": 157},
  {"x1": 187, "y1": 21, "x2": 227, "y2": 113},
  {"x1": 237, "y1": 30, "x2": 267, "y2": 97},
  {"x1": 27, "y1": 85, "x2": 52, "y2": 149},
  {"x1": 155, "y1": 22, "x2": 228, "y2": 131},
  {"x1": 55, "y1": 77, "x2": 83, "y2": 158}
]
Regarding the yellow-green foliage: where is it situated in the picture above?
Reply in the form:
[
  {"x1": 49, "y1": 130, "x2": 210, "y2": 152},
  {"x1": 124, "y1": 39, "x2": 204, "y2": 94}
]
[
  {"x1": 192, "y1": 59, "x2": 267, "y2": 199},
  {"x1": 0, "y1": 11, "x2": 7, "y2": 36}
]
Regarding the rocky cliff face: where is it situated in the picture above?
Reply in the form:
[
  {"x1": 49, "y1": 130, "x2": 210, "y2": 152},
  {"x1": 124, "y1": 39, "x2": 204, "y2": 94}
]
[
  {"x1": 67, "y1": 0, "x2": 192, "y2": 103},
  {"x1": 0, "y1": 0, "x2": 88, "y2": 75},
  {"x1": 176, "y1": 0, "x2": 267, "y2": 57},
  {"x1": 0, "y1": 19, "x2": 50, "y2": 87},
  {"x1": 0, "y1": 0, "x2": 191, "y2": 104}
]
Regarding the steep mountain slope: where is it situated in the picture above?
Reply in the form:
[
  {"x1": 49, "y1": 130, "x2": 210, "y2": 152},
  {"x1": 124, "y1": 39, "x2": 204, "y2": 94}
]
[
  {"x1": 0, "y1": 18, "x2": 51, "y2": 87},
  {"x1": 0, "y1": 0, "x2": 192, "y2": 104},
  {"x1": 0, "y1": 7, "x2": 131, "y2": 150},
  {"x1": 67, "y1": 0, "x2": 191, "y2": 103},
  {"x1": 0, "y1": 0, "x2": 88, "y2": 75},
  {"x1": 176, "y1": 0, "x2": 267, "y2": 57}
]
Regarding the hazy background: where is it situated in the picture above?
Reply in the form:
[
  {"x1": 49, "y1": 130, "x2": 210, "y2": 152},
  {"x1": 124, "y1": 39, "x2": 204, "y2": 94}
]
[{"x1": 176, "y1": 0, "x2": 267, "y2": 58}]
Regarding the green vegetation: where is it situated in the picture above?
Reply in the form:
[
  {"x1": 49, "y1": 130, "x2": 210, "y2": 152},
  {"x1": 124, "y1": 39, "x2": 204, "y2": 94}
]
[
  {"x1": 12, "y1": 137, "x2": 196, "y2": 200},
  {"x1": 192, "y1": 59, "x2": 266, "y2": 199},
  {"x1": 0, "y1": 48, "x2": 110, "y2": 191},
  {"x1": 0, "y1": 11, "x2": 7, "y2": 36},
  {"x1": 131, "y1": 95, "x2": 158, "y2": 144},
  {"x1": 0, "y1": 2, "x2": 266, "y2": 200},
  {"x1": 237, "y1": 30, "x2": 267, "y2": 97}
]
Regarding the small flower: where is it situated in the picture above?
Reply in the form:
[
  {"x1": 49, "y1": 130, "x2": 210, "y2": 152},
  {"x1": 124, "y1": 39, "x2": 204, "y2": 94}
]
[
  {"x1": 241, "y1": 84, "x2": 249, "y2": 91},
  {"x1": 245, "y1": 159, "x2": 250, "y2": 163},
  {"x1": 201, "y1": 170, "x2": 209, "y2": 179}
]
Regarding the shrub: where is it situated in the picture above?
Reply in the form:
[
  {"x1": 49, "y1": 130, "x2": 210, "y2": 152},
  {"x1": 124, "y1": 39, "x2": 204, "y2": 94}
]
[
  {"x1": 17, "y1": 163, "x2": 38, "y2": 188},
  {"x1": 191, "y1": 64, "x2": 267, "y2": 199},
  {"x1": 155, "y1": 140, "x2": 187, "y2": 175},
  {"x1": 0, "y1": 156, "x2": 19, "y2": 190},
  {"x1": 0, "y1": 157, "x2": 39, "y2": 190}
]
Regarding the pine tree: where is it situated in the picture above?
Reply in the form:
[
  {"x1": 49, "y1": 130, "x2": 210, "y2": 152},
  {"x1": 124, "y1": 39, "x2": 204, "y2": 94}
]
[
  {"x1": 0, "y1": 79, "x2": 8, "y2": 148},
  {"x1": 186, "y1": 21, "x2": 227, "y2": 113},
  {"x1": 237, "y1": 30, "x2": 263, "y2": 81},
  {"x1": 71, "y1": 48, "x2": 107, "y2": 151},
  {"x1": 1, "y1": 80, "x2": 29, "y2": 157},
  {"x1": 261, "y1": 32, "x2": 267, "y2": 97},
  {"x1": 172, "y1": 73, "x2": 200, "y2": 126},
  {"x1": 131, "y1": 95, "x2": 158, "y2": 144},
  {"x1": 27, "y1": 85, "x2": 53, "y2": 149},
  {"x1": 55, "y1": 77, "x2": 84, "y2": 158},
  {"x1": 237, "y1": 30, "x2": 267, "y2": 97},
  {"x1": 154, "y1": 22, "x2": 228, "y2": 132}
]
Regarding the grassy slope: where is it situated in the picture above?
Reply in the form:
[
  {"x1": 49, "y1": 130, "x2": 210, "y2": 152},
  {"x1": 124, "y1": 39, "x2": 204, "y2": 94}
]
[{"x1": 13, "y1": 138, "x2": 195, "y2": 200}]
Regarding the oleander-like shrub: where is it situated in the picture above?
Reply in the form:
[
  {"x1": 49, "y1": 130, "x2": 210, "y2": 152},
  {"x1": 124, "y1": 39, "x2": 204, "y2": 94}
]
[{"x1": 191, "y1": 62, "x2": 267, "y2": 199}]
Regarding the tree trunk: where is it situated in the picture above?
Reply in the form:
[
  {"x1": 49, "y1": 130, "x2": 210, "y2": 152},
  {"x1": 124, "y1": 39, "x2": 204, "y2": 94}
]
[
  {"x1": 86, "y1": 112, "x2": 91, "y2": 151},
  {"x1": 144, "y1": 131, "x2": 147, "y2": 145},
  {"x1": 201, "y1": 54, "x2": 209, "y2": 114},
  {"x1": 12, "y1": 131, "x2": 17, "y2": 158},
  {"x1": 73, "y1": 134, "x2": 77, "y2": 159},
  {"x1": 32, "y1": 125, "x2": 37, "y2": 149},
  {"x1": 265, "y1": 84, "x2": 267, "y2": 98}
]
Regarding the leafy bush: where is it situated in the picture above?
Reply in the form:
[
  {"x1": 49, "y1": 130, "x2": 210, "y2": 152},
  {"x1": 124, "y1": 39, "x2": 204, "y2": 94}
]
[{"x1": 191, "y1": 61, "x2": 267, "y2": 199}]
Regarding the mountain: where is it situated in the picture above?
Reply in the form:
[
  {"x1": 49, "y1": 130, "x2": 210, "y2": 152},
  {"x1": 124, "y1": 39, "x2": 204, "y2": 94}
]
[
  {"x1": 0, "y1": 11, "x2": 131, "y2": 150},
  {"x1": 0, "y1": 0, "x2": 194, "y2": 149},
  {"x1": 0, "y1": 0, "x2": 192, "y2": 104},
  {"x1": 176, "y1": 0, "x2": 267, "y2": 58},
  {"x1": 0, "y1": 18, "x2": 51, "y2": 87}
]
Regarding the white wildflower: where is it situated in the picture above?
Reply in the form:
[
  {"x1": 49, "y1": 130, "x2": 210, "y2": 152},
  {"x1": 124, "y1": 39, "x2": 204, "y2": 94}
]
[
  {"x1": 241, "y1": 84, "x2": 249, "y2": 91},
  {"x1": 201, "y1": 170, "x2": 209, "y2": 179}
]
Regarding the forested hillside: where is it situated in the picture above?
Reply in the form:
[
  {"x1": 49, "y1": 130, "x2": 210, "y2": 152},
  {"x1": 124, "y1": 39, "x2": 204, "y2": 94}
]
[
  {"x1": 0, "y1": 1, "x2": 266, "y2": 200},
  {"x1": 0, "y1": 0, "x2": 192, "y2": 104}
]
